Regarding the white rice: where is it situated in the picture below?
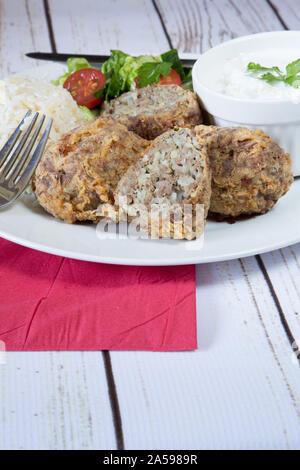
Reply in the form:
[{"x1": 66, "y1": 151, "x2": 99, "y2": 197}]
[{"x1": 0, "y1": 76, "x2": 84, "y2": 149}]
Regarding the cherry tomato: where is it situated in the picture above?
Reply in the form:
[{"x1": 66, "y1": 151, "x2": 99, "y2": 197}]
[
  {"x1": 63, "y1": 68, "x2": 106, "y2": 108},
  {"x1": 135, "y1": 68, "x2": 182, "y2": 88},
  {"x1": 157, "y1": 68, "x2": 182, "y2": 86}
]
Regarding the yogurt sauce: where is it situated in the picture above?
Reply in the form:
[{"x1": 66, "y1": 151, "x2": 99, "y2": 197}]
[{"x1": 216, "y1": 49, "x2": 300, "y2": 103}]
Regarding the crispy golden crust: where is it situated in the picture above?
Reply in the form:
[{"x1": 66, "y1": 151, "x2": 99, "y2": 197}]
[
  {"x1": 195, "y1": 125, "x2": 293, "y2": 217},
  {"x1": 101, "y1": 85, "x2": 202, "y2": 140},
  {"x1": 33, "y1": 118, "x2": 149, "y2": 223}
]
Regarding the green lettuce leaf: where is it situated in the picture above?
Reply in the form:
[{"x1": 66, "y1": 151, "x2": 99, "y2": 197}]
[
  {"x1": 101, "y1": 50, "x2": 161, "y2": 100},
  {"x1": 120, "y1": 54, "x2": 161, "y2": 90},
  {"x1": 52, "y1": 49, "x2": 193, "y2": 103},
  {"x1": 101, "y1": 50, "x2": 129, "y2": 100},
  {"x1": 181, "y1": 68, "x2": 193, "y2": 90}
]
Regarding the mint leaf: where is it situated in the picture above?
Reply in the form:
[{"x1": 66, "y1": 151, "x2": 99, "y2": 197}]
[
  {"x1": 291, "y1": 79, "x2": 300, "y2": 88},
  {"x1": 247, "y1": 59, "x2": 300, "y2": 88},
  {"x1": 137, "y1": 61, "x2": 172, "y2": 88},
  {"x1": 260, "y1": 72, "x2": 282, "y2": 83},
  {"x1": 248, "y1": 62, "x2": 270, "y2": 72},
  {"x1": 286, "y1": 59, "x2": 300, "y2": 78},
  {"x1": 247, "y1": 62, "x2": 283, "y2": 78},
  {"x1": 285, "y1": 75, "x2": 300, "y2": 88}
]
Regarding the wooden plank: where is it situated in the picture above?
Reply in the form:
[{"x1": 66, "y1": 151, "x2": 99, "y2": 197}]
[
  {"x1": 0, "y1": 0, "x2": 116, "y2": 451},
  {"x1": 268, "y1": 0, "x2": 300, "y2": 29},
  {"x1": 0, "y1": 351, "x2": 116, "y2": 450},
  {"x1": 154, "y1": 0, "x2": 284, "y2": 53},
  {"x1": 110, "y1": 258, "x2": 300, "y2": 450},
  {"x1": 0, "y1": 0, "x2": 51, "y2": 77},
  {"x1": 2, "y1": 0, "x2": 300, "y2": 451},
  {"x1": 48, "y1": 0, "x2": 169, "y2": 54},
  {"x1": 260, "y1": 244, "x2": 300, "y2": 351}
]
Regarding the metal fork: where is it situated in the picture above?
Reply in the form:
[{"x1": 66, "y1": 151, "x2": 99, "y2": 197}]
[{"x1": 0, "y1": 111, "x2": 52, "y2": 208}]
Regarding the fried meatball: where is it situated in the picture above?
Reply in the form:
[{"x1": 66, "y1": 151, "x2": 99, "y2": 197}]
[
  {"x1": 101, "y1": 85, "x2": 202, "y2": 140},
  {"x1": 111, "y1": 128, "x2": 211, "y2": 240},
  {"x1": 195, "y1": 125, "x2": 293, "y2": 218},
  {"x1": 34, "y1": 118, "x2": 149, "y2": 223}
]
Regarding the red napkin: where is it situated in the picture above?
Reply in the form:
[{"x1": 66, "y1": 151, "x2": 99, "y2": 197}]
[{"x1": 0, "y1": 238, "x2": 197, "y2": 351}]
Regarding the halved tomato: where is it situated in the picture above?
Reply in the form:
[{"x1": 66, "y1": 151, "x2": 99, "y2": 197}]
[
  {"x1": 63, "y1": 68, "x2": 106, "y2": 108},
  {"x1": 136, "y1": 68, "x2": 182, "y2": 88}
]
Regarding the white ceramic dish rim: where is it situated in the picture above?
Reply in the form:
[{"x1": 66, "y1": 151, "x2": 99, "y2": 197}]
[{"x1": 192, "y1": 30, "x2": 300, "y2": 106}]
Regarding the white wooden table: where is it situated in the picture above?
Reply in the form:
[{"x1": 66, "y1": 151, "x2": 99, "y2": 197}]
[{"x1": 1, "y1": 0, "x2": 300, "y2": 450}]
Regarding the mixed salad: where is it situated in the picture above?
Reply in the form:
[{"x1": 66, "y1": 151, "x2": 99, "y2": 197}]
[{"x1": 53, "y1": 49, "x2": 193, "y2": 120}]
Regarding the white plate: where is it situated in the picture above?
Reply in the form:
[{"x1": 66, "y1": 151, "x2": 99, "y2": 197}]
[{"x1": 0, "y1": 61, "x2": 299, "y2": 266}]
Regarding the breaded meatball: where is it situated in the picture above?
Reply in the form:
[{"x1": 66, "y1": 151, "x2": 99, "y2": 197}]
[
  {"x1": 34, "y1": 118, "x2": 149, "y2": 223},
  {"x1": 195, "y1": 125, "x2": 293, "y2": 218},
  {"x1": 111, "y1": 128, "x2": 211, "y2": 240},
  {"x1": 101, "y1": 85, "x2": 202, "y2": 140}
]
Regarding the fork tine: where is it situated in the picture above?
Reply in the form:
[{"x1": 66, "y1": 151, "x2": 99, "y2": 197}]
[
  {"x1": 0, "y1": 110, "x2": 32, "y2": 167},
  {"x1": 1, "y1": 112, "x2": 39, "y2": 178},
  {"x1": 11, "y1": 115, "x2": 46, "y2": 184},
  {"x1": 16, "y1": 118, "x2": 53, "y2": 193}
]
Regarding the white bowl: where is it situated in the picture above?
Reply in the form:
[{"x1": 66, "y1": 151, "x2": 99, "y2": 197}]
[{"x1": 192, "y1": 31, "x2": 300, "y2": 175}]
